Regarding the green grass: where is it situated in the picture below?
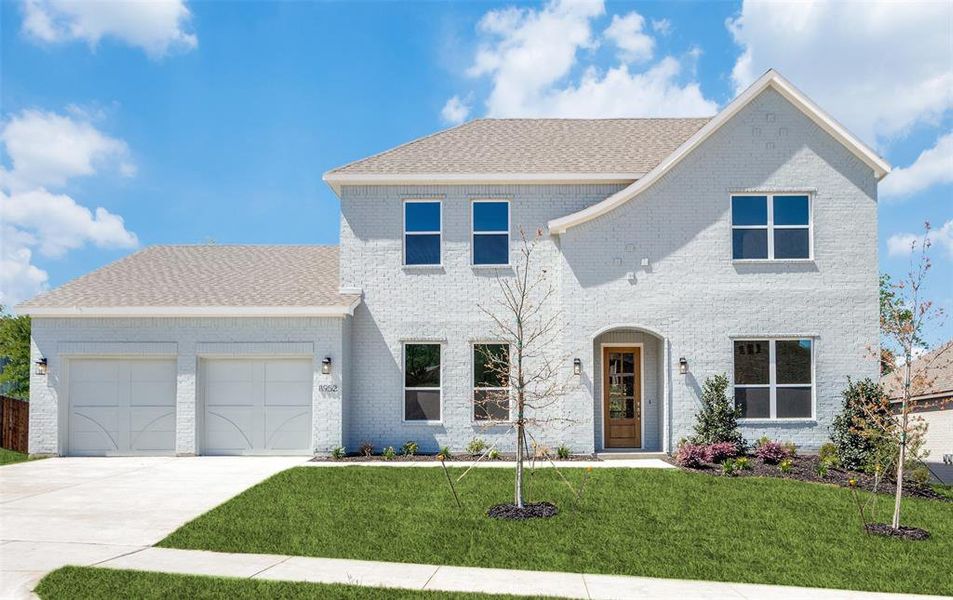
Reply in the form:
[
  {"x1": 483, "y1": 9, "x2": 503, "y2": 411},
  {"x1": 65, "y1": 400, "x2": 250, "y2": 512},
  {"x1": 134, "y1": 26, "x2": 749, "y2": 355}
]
[
  {"x1": 931, "y1": 483, "x2": 953, "y2": 500},
  {"x1": 0, "y1": 448, "x2": 29, "y2": 465},
  {"x1": 35, "y1": 567, "x2": 546, "y2": 599},
  {"x1": 159, "y1": 467, "x2": 953, "y2": 596}
]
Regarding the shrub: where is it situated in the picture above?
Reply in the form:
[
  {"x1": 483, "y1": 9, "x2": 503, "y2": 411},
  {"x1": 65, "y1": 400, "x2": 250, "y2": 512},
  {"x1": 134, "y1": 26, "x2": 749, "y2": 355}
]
[
  {"x1": 556, "y1": 444, "x2": 571, "y2": 460},
  {"x1": 782, "y1": 441, "x2": 798, "y2": 457},
  {"x1": 675, "y1": 442, "x2": 707, "y2": 468},
  {"x1": 704, "y1": 441, "x2": 739, "y2": 463},
  {"x1": 401, "y1": 441, "x2": 418, "y2": 456},
  {"x1": 721, "y1": 458, "x2": 740, "y2": 476},
  {"x1": 815, "y1": 459, "x2": 833, "y2": 478},
  {"x1": 754, "y1": 437, "x2": 788, "y2": 464},
  {"x1": 735, "y1": 456, "x2": 751, "y2": 470},
  {"x1": 488, "y1": 448, "x2": 501, "y2": 460},
  {"x1": 778, "y1": 458, "x2": 794, "y2": 474},
  {"x1": 830, "y1": 377, "x2": 892, "y2": 471},
  {"x1": 690, "y1": 374, "x2": 745, "y2": 448},
  {"x1": 908, "y1": 465, "x2": 930, "y2": 485},
  {"x1": 382, "y1": 446, "x2": 396, "y2": 460},
  {"x1": 466, "y1": 438, "x2": 487, "y2": 455},
  {"x1": 818, "y1": 442, "x2": 838, "y2": 464},
  {"x1": 359, "y1": 441, "x2": 374, "y2": 457},
  {"x1": 437, "y1": 446, "x2": 452, "y2": 460},
  {"x1": 330, "y1": 446, "x2": 345, "y2": 460}
]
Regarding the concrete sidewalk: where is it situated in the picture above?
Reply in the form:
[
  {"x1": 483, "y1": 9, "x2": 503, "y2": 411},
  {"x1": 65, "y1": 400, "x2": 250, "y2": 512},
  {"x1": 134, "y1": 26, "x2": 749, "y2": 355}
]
[{"x1": 85, "y1": 547, "x2": 939, "y2": 600}]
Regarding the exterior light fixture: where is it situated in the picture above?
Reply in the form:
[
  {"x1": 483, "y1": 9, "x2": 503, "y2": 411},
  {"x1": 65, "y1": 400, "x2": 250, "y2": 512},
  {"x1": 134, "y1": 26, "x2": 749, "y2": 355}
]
[
  {"x1": 35, "y1": 357, "x2": 48, "y2": 375},
  {"x1": 321, "y1": 356, "x2": 332, "y2": 375},
  {"x1": 573, "y1": 358, "x2": 582, "y2": 376},
  {"x1": 678, "y1": 357, "x2": 688, "y2": 375}
]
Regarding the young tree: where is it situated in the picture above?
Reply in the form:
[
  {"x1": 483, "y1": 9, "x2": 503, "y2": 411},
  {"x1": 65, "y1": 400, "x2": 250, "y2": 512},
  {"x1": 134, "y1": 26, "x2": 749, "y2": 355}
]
[
  {"x1": 477, "y1": 228, "x2": 575, "y2": 509},
  {"x1": 689, "y1": 374, "x2": 744, "y2": 448},
  {"x1": 874, "y1": 223, "x2": 949, "y2": 530},
  {"x1": 0, "y1": 306, "x2": 31, "y2": 399}
]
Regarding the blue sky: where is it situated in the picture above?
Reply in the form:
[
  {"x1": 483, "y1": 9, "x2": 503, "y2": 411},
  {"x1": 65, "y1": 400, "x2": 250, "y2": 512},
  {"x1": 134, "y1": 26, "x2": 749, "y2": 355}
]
[{"x1": 1, "y1": 0, "x2": 951, "y2": 342}]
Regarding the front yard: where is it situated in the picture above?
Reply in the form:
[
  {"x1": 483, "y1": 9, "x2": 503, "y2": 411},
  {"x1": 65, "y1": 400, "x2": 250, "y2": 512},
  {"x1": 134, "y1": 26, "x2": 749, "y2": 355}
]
[
  {"x1": 159, "y1": 466, "x2": 953, "y2": 596},
  {"x1": 0, "y1": 448, "x2": 29, "y2": 466}
]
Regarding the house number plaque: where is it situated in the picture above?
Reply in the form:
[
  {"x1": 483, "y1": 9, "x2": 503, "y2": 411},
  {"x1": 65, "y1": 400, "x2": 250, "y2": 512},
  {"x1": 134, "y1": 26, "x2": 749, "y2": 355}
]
[{"x1": 318, "y1": 384, "x2": 339, "y2": 393}]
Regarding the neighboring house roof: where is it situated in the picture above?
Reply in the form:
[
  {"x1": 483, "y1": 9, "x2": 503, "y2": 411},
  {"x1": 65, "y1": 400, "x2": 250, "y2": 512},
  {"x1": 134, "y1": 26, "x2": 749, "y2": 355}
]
[
  {"x1": 548, "y1": 70, "x2": 891, "y2": 234},
  {"x1": 323, "y1": 117, "x2": 710, "y2": 192},
  {"x1": 883, "y1": 341, "x2": 953, "y2": 402},
  {"x1": 16, "y1": 245, "x2": 360, "y2": 317}
]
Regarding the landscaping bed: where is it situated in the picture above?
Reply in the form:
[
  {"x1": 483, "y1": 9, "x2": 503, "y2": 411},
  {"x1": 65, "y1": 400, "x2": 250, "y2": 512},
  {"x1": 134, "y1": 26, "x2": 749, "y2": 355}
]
[
  {"x1": 310, "y1": 452, "x2": 597, "y2": 463},
  {"x1": 676, "y1": 453, "x2": 951, "y2": 502},
  {"x1": 159, "y1": 466, "x2": 953, "y2": 596}
]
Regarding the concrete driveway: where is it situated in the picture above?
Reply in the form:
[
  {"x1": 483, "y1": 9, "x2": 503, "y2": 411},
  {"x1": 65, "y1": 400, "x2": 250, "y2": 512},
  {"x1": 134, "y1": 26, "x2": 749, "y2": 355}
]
[{"x1": 0, "y1": 456, "x2": 305, "y2": 599}]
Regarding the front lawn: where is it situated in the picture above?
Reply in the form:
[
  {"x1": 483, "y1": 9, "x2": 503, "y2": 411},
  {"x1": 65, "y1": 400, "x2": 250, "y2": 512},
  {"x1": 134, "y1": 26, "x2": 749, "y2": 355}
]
[
  {"x1": 0, "y1": 448, "x2": 29, "y2": 466},
  {"x1": 35, "y1": 567, "x2": 545, "y2": 600},
  {"x1": 159, "y1": 467, "x2": 953, "y2": 596}
]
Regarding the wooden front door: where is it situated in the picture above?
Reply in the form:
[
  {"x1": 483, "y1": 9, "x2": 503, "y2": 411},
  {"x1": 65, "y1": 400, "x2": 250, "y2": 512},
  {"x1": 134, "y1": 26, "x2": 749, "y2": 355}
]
[{"x1": 603, "y1": 346, "x2": 641, "y2": 448}]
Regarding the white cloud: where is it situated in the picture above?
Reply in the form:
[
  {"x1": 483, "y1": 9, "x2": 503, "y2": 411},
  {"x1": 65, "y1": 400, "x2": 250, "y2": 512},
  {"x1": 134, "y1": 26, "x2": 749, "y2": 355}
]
[
  {"x1": 880, "y1": 131, "x2": 953, "y2": 200},
  {"x1": 727, "y1": 0, "x2": 953, "y2": 146},
  {"x1": 22, "y1": 0, "x2": 197, "y2": 58},
  {"x1": 441, "y1": 95, "x2": 471, "y2": 125},
  {"x1": 651, "y1": 18, "x2": 672, "y2": 35},
  {"x1": 887, "y1": 220, "x2": 953, "y2": 259},
  {"x1": 605, "y1": 12, "x2": 654, "y2": 63},
  {"x1": 460, "y1": 0, "x2": 716, "y2": 119},
  {"x1": 1, "y1": 109, "x2": 134, "y2": 191},
  {"x1": 0, "y1": 109, "x2": 138, "y2": 307}
]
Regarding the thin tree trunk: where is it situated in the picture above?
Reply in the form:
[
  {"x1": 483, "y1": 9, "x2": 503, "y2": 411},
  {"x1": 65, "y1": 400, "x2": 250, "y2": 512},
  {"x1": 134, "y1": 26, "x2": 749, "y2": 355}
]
[
  {"x1": 515, "y1": 422, "x2": 525, "y2": 508},
  {"x1": 892, "y1": 358, "x2": 912, "y2": 529}
]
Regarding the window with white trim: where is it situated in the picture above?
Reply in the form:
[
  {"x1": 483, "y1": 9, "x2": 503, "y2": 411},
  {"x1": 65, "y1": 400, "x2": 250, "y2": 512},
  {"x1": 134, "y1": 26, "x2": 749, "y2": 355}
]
[
  {"x1": 473, "y1": 343, "x2": 510, "y2": 421},
  {"x1": 404, "y1": 201, "x2": 441, "y2": 265},
  {"x1": 734, "y1": 339, "x2": 813, "y2": 419},
  {"x1": 472, "y1": 200, "x2": 510, "y2": 265},
  {"x1": 404, "y1": 343, "x2": 441, "y2": 421},
  {"x1": 731, "y1": 194, "x2": 811, "y2": 260}
]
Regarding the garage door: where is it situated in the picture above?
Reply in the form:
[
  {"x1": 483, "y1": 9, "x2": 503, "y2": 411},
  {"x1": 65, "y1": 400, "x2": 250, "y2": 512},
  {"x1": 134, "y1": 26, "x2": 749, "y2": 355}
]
[
  {"x1": 68, "y1": 358, "x2": 177, "y2": 456},
  {"x1": 202, "y1": 358, "x2": 313, "y2": 455}
]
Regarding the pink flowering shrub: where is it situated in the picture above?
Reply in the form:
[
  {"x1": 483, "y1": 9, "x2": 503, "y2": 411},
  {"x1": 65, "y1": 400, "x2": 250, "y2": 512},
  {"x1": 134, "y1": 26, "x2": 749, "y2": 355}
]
[
  {"x1": 704, "y1": 441, "x2": 740, "y2": 463},
  {"x1": 754, "y1": 437, "x2": 789, "y2": 464},
  {"x1": 675, "y1": 443, "x2": 707, "y2": 468}
]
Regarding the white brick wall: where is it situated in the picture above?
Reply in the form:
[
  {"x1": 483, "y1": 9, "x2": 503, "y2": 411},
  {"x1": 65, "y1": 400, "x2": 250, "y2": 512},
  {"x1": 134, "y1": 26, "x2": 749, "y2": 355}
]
[
  {"x1": 29, "y1": 316, "x2": 348, "y2": 455},
  {"x1": 340, "y1": 87, "x2": 879, "y2": 453}
]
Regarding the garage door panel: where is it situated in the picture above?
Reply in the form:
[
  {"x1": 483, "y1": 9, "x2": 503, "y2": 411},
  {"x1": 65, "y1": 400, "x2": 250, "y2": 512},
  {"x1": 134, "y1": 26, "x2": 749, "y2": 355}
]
[
  {"x1": 264, "y1": 407, "x2": 311, "y2": 450},
  {"x1": 204, "y1": 409, "x2": 255, "y2": 452},
  {"x1": 72, "y1": 360, "x2": 121, "y2": 382},
  {"x1": 71, "y1": 407, "x2": 120, "y2": 432},
  {"x1": 264, "y1": 381, "x2": 313, "y2": 406},
  {"x1": 129, "y1": 382, "x2": 177, "y2": 407},
  {"x1": 70, "y1": 381, "x2": 121, "y2": 407}
]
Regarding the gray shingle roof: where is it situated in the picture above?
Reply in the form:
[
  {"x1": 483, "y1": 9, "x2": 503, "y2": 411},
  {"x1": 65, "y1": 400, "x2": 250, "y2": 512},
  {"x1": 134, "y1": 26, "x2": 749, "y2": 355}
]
[
  {"x1": 18, "y1": 245, "x2": 356, "y2": 309},
  {"x1": 327, "y1": 118, "x2": 711, "y2": 175},
  {"x1": 883, "y1": 342, "x2": 953, "y2": 401}
]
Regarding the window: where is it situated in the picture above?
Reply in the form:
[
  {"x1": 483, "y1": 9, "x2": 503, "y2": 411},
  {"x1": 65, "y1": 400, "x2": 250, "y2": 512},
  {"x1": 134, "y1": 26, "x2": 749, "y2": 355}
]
[
  {"x1": 404, "y1": 344, "x2": 441, "y2": 421},
  {"x1": 734, "y1": 339, "x2": 813, "y2": 419},
  {"x1": 473, "y1": 344, "x2": 510, "y2": 421},
  {"x1": 472, "y1": 201, "x2": 510, "y2": 265},
  {"x1": 404, "y1": 201, "x2": 441, "y2": 265},
  {"x1": 731, "y1": 194, "x2": 810, "y2": 260}
]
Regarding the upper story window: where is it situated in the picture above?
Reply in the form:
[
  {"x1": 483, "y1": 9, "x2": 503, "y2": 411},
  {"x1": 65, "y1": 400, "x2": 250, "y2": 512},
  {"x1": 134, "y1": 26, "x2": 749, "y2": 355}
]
[
  {"x1": 473, "y1": 343, "x2": 510, "y2": 421},
  {"x1": 404, "y1": 200, "x2": 441, "y2": 266},
  {"x1": 472, "y1": 200, "x2": 510, "y2": 265},
  {"x1": 731, "y1": 194, "x2": 811, "y2": 260},
  {"x1": 404, "y1": 343, "x2": 441, "y2": 421},
  {"x1": 734, "y1": 338, "x2": 813, "y2": 420}
]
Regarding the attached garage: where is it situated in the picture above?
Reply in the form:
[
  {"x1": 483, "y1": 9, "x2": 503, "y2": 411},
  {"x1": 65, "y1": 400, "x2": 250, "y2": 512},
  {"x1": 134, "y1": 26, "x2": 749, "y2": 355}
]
[
  {"x1": 201, "y1": 358, "x2": 314, "y2": 455},
  {"x1": 67, "y1": 358, "x2": 177, "y2": 456}
]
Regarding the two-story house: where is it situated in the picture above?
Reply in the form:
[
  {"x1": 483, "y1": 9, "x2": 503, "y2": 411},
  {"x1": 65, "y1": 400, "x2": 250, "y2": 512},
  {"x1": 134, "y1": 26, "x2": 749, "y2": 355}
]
[{"x1": 19, "y1": 70, "x2": 889, "y2": 457}]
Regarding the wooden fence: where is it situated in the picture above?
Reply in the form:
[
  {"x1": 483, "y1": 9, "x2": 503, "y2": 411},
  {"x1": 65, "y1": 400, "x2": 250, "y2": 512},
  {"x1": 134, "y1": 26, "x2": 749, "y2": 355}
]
[{"x1": 1, "y1": 395, "x2": 29, "y2": 453}]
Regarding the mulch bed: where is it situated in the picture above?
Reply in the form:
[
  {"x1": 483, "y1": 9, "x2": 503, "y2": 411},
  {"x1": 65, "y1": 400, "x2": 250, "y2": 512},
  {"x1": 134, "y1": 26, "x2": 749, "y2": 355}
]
[
  {"x1": 487, "y1": 501, "x2": 559, "y2": 520},
  {"x1": 310, "y1": 453, "x2": 598, "y2": 463},
  {"x1": 677, "y1": 454, "x2": 950, "y2": 502},
  {"x1": 865, "y1": 523, "x2": 931, "y2": 541}
]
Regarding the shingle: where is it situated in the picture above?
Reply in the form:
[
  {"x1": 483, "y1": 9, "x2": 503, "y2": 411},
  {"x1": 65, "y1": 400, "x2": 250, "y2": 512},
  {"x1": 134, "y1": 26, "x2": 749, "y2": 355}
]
[
  {"x1": 882, "y1": 342, "x2": 953, "y2": 400},
  {"x1": 18, "y1": 245, "x2": 355, "y2": 309},
  {"x1": 327, "y1": 118, "x2": 711, "y2": 175}
]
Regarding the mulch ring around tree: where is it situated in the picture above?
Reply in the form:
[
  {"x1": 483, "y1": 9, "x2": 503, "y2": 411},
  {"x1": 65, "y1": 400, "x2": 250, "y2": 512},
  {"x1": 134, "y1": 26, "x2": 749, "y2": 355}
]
[
  {"x1": 311, "y1": 453, "x2": 598, "y2": 463},
  {"x1": 865, "y1": 523, "x2": 930, "y2": 541},
  {"x1": 487, "y1": 501, "x2": 559, "y2": 520},
  {"x1": 676, "y1": 454, "x2": 951, "y2": 502}
]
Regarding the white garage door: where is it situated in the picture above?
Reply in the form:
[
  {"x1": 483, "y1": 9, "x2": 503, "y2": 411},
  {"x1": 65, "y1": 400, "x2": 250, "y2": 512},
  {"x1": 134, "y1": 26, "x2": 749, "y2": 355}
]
[
  {"x1": 202, "y1": 358, "x2": 313, "y2": 455},
  {"x1": 68, "y1": 358, "x2": 177, "y2": 456}
]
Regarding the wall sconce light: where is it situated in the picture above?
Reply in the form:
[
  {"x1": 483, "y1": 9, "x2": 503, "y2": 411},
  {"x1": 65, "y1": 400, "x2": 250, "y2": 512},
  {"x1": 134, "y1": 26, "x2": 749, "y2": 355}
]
[
  {"x1": 321, "y1": 356, "x2": 332, "y2": 375},
  {"x1": 35, "y1": 357, "x2": 48, "y2": 375},
  {"x1": 678, "y1": 357, "x2": 688, "y2": 375},
  {"x1": 573, "y1": 358, "x2": 582, "y2": 376}
]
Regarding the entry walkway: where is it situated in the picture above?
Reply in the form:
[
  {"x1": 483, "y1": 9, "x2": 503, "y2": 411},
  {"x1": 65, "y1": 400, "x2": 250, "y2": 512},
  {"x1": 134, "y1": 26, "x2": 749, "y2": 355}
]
[{"x1": 87, "y1": 546, "x2": 939, "y2": 600}]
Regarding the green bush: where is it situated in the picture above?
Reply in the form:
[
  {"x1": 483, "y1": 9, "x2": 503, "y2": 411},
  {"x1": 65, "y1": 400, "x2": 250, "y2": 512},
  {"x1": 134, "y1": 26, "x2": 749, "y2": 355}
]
[
  {"x1": 330, "y1": 446, "x2": 345, "y2": 460},
  {"x1": 401, "y1": 441, "x2": 418, "y2": 456},
  {"x1": 782, "y1": 441, "x2": 798, "y2": 457},
  {"x1": 778, "y1": 458, "x2": 794, "y2": 474},
  {"x1": 487, "y1": 448, "x2": 500, "y2": 460},
  {"x1": 818, "y1": 442, "x2": 838, "y2": 464},
  {"x1": 721, "y1": 458, "x2": 740, "y2": 477},
  {"x1": 556, "y1": 444, "x2": 571, "y2": 459},
  {"x1": 466, "y1": 438, "x2": 487, "y2": 455},
  {"x1": 382, "y1": 446, "x2": 396, "y2": 460},
  {"x1": 437, "y1": 446, "x2": 452, "y2": 460},
  {"x1": 908, "y1": 465, "x2": 930, "y2": 485},
  {"x1": 735, "y1": 456, "x2": 751, "y2": 470},
  {"x1": 690, "y1": 374, "x2": 744, "y2": 449},
  {"x1": 829, "y1": 378, "x2": 891, "y2": 471}
]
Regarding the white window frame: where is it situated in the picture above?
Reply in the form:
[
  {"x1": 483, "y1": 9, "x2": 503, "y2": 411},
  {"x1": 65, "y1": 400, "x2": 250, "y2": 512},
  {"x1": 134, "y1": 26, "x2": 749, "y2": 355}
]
[
  {"x1": 471, "y1": 342, "x2": 512, "y2": 422},
  {"x1": 403, "y1": 199, "x2": 442, "y2": 267},
  {"x1": 731, "y1": 193, "x2": 813, "y2": 261},
  {"x1": 471, "y1": 199, "x2": 511, "y2": 267},
  {"x1": 402, "y1": 342, "x2": 442, "y2": 423},
  {"x1": 734, "y1": 337, "x2": 815, "y2": 421}
]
